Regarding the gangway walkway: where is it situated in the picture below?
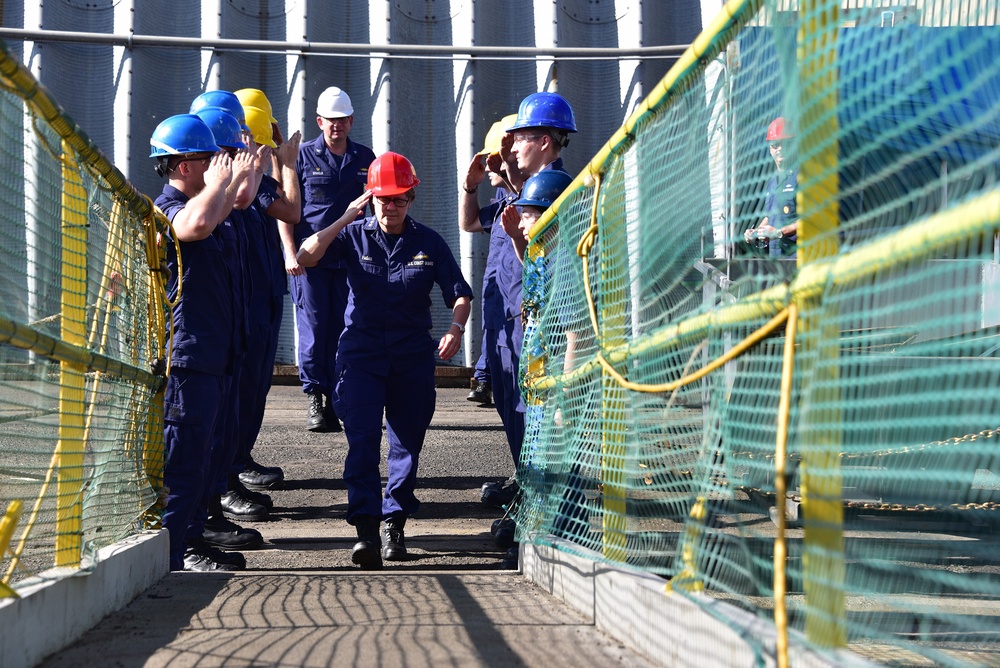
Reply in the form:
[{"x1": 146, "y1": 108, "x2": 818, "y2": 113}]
[{"x1": 34, "y1": 385, "x2": 656, "y2": 667}]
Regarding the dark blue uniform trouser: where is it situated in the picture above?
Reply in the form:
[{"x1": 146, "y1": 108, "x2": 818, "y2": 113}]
[
  {"x1": 162, "y1": 368, "x2": 226, "y2": 571},
  {"x1": 333, "y1": 354, "x2": 436, "y2": 523},
  {"x1": 292, "y1": 266, "x2": 348, "y2": 396},
  {"x1": 473, "y1": 334, "x2": 490, "y2": 384},
  {"x1": 234, "y1": 298, "x2": 283, "y2": 471},
  {"x1": 485, "y1": 325, "x2": 525, "y2": 467},
  {"x1": 185, "y1": 358, "x2": 240, "y2": 548}
]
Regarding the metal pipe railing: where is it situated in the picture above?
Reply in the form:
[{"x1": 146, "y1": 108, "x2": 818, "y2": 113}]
[{"x1": 0, "y1": 27, "x2": 688, "y2": 61}]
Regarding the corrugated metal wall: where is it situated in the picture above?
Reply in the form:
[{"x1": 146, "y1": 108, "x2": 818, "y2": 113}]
[{"x1": 1, "y1": 0, "x2": 705, "y2": 367}]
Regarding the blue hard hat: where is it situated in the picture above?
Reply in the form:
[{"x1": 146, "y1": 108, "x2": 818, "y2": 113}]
[
  {"x1": 507, "y1": 92, "x2": 578, "y2": 133},
  {"x1": 514, "y1": 170, "x2": 574, "y2": 209},
  {"x1": 190, "y1": 90, "x2": 246, "y2": 125},
  {"x1": 193, "y1": 106, "x2": 247, "y2": 150},
  {"x1": 149, "y1": 114, "x2": 221, "y2": 158}
]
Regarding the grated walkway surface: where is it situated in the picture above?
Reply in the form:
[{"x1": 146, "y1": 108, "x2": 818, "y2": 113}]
[{"x1": 37, "y1": 384, "x2": 655, "y2": 667}]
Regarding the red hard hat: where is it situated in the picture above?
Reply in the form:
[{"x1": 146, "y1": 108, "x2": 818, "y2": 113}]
[
  {"x1": 766, "y1": 117, "x2": 794, "y2": 141},
  {"x1": 366, "y1": 152, "x2": 420, "y2": 196}
]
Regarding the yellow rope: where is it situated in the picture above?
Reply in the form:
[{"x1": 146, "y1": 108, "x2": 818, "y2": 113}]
[
  {"x1": 773, "y1": 302, "x2": 798, "y2": 668},
  {"x1": 595, "y1": 307, "x2": 791, "y2": 394},
  {"x1": 4, "y1": 451, "x2": 59, "y2": 582},
  {"x1": 666, "y1": 494, "x2": 708, "y2": 594},
  {"x1": 0, "y1": 500, "x2": 24, "y2": 595},
  {"x1": 576, "y1": 172, "x2": 603, "y2": 343},
  {"x1": 142, "y1": 198, "x2": 176, "y2": 376},
  {"x1": 572, "y1": 170, "x2": 791, "y2": 395}
]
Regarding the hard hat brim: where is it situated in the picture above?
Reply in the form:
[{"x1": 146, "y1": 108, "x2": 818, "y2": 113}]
[{"x1": 370, "y1": 182, "x2": 418, "y2": 197}]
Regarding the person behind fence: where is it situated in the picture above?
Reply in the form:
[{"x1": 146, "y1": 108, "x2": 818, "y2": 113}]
[
  {"x1": 459, "y1": 114, "x2": 518, "y2": 414},
  {"x1": 743, "y1": 117, "x2": 799, "y2": 258},
  {"x1": 483, "y1": 93, "x2": 577, "y2": 518},
  {"x1": 283, "y1": 86, "x2": 376, "y2": 434},
  {"x1": 150, "y1": 113, "x2": 254, "y2": 572},
  {"x1": 296, "y1": 152, "x2": 473, "y2": 570},
  {"x1": 498, "y1": 169, "x2": 576, "y2": 559}
]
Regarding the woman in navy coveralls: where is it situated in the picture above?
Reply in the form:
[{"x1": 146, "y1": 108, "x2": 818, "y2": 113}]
[{"x1": 297, "y1": 152, "x2": 472, "y2": 569}]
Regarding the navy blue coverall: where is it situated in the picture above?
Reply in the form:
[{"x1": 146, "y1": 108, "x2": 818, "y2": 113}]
[
  {"x1": 234, "y1": 175, "x2": 287, "y2": 471},
  {"x1": 156, "y1": 185, "x2": 236, "y2": 571},
  {"x1": 326, "y1": 216, "x2": 472, "y2": 523},
  {"x1": 292, "y1": 136, "x2": 376, "y2": 397},
  {"x1": 193, "y1": 206, "x2": 247, "y2": 539},
  {"x1": 762, "y1": 169, "x2": 799, "y2": 257},
  {"x1": 481, "y1": 159, "x2": 564, "y2": 469},
  {"x1": 479, "y1": 192, "x2": 525, "y2": 465}
]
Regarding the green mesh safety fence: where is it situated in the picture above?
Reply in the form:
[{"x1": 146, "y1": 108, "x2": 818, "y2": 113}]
[
  {"x1": 514, "y1": 0, "x2": 1000, "y2": 665},
  {"x1": 0, "y1": 42, "x2": 167, "y2": 591}
]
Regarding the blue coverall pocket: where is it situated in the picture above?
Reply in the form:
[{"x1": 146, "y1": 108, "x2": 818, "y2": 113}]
[
  {"x1": 163, "y1": 371, "x2": 221, "y2": 426},
  {"x1": 305, "y1": 175, "x2": 332, "y2": 204},
  {"x1": 332, "y1": 362, "x2": 352, "y2": 416},
  {"x1": 360, "y1": 262, "x2": 384, "y2": 277}
]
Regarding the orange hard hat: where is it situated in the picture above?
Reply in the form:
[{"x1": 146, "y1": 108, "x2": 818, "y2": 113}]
[
  {"x1": 367, "y1": 152, "x2": 420, "y2": 196},
  {"x1": 766, "y1": 117, "x2": 794, "y2": 141}
]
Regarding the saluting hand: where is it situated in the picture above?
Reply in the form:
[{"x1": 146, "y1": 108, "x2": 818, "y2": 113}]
[
  {"x1": 499, "y1": 131, "x2": 515, "y2": 164},
  {"x1": 298, "y1": 190, "x2": 374, "y2": 269},
  {"x1": 255, "y1": 144, "x2": 273, "y2": 171},
  {"x1": 231, "y1": 148, "x2": 255, "y2": 184},
  {"x1": 485, "y1": 152, "x2": 504, "y2": 176},
  {"x1": 463, "y1": 154, "x2": 486, "y2": 192},
  {"x1": 276, "y1": 130, "x2": 300, "y2": 166},
  {"x1": 205, "y1": 151, "x2": 233, "y2": 189},
  {"x1": 347, "y1": 189, "x2": 373, "y2": 216},
  {"x1": 271, "y1": 122, "x2": 285, "y2": 147},
  {"x1": 500, "y1": 204, "x2": 520, "y2": 239}
]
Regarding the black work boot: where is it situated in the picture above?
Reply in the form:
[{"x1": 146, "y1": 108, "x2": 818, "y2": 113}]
[
  {"x1": 351, "y1": 515, "x2": 383, "y2": 570},
  {"x1": 481, "y1": 477, "x2": 519, "y2": 508},
  {"x1": 182, "y1": 540, "x2": 246, "y2": 571},
  {"x1": 491, "y1": 518, "x2": 517, "y2": 550},
  {"x1": 239, "y1": 484, "x2": 274, "y2": 510},
  {"x1": 238, "y1": 458, "x2": 284, "y2": 491},
  {"x1": 323, "y1": 394, "x2": 342, "y2": 433},
  {"x1": 467, "y1": 379, "x2": 492, "y2": 406},
  {"x1": 467, "y1": 379, "x2": 486, "y2": 402},
  {"x1": 205, "y1": 495, "x2": 264, "y2": 550},
  {"x1": 382, "y1": 515, "x2": 407, "y2": 562},
  {"x1": 500, "y1": 546, "x2": 519, "y2": 570},
  {"x1": 307, "y1": 392, "x2": 327, "y2": 432},
  {"x1": 220, "y1": 479, "x2": 269, "y2": 522}
]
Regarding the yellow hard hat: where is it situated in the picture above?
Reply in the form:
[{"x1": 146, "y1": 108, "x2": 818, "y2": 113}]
[
  {"x1": 477, "y1": 114, "x2": 517, "y2": 156},
  {"x1": 243, "y1": 105, "x2": 277, "y2": 148},
  {"x1": 235, "y1": 88, "x2": 277, "y2": 124}
]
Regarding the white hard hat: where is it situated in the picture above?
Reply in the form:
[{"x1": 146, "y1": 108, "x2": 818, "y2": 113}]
[{"x1": 316, "y1": 86, "x2": 354, "y2": 118}]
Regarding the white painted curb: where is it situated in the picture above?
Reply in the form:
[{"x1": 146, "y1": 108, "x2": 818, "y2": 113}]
[
  {"x1": 522, "y1": 537, "x2": 879, "y2": 668},
  {"x1": 0, "y1": 529, "x2": 168, "y2": 668}
]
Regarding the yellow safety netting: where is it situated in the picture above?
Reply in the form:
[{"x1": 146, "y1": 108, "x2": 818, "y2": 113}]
[
  {"x1": 0, "y1": 42, "x2": 168, "y2": 591},
  {"x1": 514, "y1": 0, "x2": 1000, "y2": 665}
]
